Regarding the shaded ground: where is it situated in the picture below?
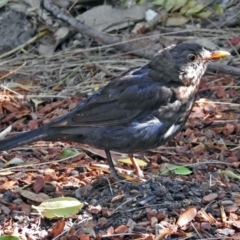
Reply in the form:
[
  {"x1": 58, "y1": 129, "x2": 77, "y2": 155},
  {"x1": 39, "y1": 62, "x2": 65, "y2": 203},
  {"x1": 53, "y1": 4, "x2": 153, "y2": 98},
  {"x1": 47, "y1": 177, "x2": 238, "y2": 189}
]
[{"x1": 0, "y1": 0, "x2": 240, "y2": 239}]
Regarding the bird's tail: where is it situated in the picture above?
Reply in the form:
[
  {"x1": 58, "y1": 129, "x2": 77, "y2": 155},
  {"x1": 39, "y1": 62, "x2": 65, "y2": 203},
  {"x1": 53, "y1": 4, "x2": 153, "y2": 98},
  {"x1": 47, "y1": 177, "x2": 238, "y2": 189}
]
[{"x1": 0, "y1": 125, "x2": 56, "y2": 151}]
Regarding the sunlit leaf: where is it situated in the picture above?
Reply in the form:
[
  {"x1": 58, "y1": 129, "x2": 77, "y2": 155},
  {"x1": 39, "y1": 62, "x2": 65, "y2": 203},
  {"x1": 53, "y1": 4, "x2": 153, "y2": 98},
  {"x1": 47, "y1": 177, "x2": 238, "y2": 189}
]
[
  {"x1": 185, "y1": 3, "x2": 205, "y2": 15},
  {"x1": 160, "y1": 163, "x2": 192, "y2": 175},
  {"x1": 118, "y1": 157, "x2": 147, "y2": 167},
  {"x1": 221, "y1": 170, "x2": 240, "y2": 180},
  {"x1": 174, "y1": 166, "x2": 192, "y2": 175},
  {"x1": 165, "y1": 16, "x2": 189, "y2": 26},
  {"x1": 152, "y1": 0, "x2": 165, "y2": 6},
  {"x1": 164, "y1": 0, "x2": 176, "y2": 12},
  {"x1": 213, "y1": 3, "x2": 223, "y2": 15},
  {"x1": 172, "y1": 0, "x2": 188, "y2": 12},
  {"x1": 61, "y1": 149, "x2": 79, "y2": 158},
  {"x1": 32, "y1": 197, "x2": 84, "y2": 219},
  {"x1": 177, "y1": 208, "x2": 197, "y2": 227},
  {"x1": 197, "y1": 10, "x2": 212, "y2": 18},
  {"x1": 180, "y1": 0, "x2": 197, "y2": 14}
]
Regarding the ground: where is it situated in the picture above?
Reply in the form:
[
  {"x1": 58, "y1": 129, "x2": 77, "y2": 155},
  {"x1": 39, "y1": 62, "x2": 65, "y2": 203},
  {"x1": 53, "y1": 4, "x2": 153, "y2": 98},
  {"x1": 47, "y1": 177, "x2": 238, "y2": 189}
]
[{"x1": 0, "y1": 0, "x2": 240, "y2": 239}]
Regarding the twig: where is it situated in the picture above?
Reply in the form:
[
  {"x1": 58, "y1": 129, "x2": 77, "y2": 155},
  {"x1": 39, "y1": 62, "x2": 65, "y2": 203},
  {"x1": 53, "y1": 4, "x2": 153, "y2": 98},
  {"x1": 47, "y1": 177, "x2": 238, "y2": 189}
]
[
  {"x1": 0, "y1": 31, "x2": 47, "y2": 60},
  {"x1": 207, "y1": 63, "x2": 240, "y2": 76},
  {"x1": 42, "y1": 0, "x2": 155, "y2": 59},
  {"x1": 0, "y1": 62, "x2": 27, "y2": 81},
  {"x1": 0, "y1": 150, "x2": 83, "y2": 172},
  {"x1": 42, "y1": 0, "x2": 240, "y2": 76}
]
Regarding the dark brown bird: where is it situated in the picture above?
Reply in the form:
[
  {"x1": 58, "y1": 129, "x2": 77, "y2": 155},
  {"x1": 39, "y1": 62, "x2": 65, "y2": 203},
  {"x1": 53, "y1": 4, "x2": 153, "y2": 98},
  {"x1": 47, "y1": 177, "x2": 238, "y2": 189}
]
[{"x1": 0, "y1": 43, "x2": 229, "y2": 179}]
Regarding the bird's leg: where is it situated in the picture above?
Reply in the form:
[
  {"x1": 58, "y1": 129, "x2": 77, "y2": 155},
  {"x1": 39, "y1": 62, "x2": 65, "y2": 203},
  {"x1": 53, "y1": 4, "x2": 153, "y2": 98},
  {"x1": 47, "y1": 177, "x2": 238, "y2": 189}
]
[
  {"x1": 128, "y1": 154, "x2": 144, "y2": 178},
  {"x1": 105, "y1": 150, "x2": 125, "y2": 181}
]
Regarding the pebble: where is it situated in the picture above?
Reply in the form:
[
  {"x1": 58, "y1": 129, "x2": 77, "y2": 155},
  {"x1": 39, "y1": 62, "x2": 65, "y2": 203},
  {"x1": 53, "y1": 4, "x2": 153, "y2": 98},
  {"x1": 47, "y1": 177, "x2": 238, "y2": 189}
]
[
  {"x1": 13, "y1": 198, "x2": 23, "y2": 205},
  {"x1": 70, "y1": 170, "x2": 79, "y2": 176},
  {"x1": 225, "y1": 205, "x2": 239, "y2": 213},
  {"x1": 202, "y1": 193, "x2": 218, "y2": 203},
  {"x1": 221, "y1": 200, "x2": 234, "y2": 206}
]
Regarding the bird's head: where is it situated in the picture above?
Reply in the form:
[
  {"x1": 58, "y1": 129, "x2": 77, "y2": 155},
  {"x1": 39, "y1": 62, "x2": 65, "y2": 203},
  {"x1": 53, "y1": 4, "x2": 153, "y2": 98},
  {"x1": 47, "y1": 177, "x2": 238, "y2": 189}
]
[{"x1": 149, "y1": 43, "x2": 230, "y2": 86}]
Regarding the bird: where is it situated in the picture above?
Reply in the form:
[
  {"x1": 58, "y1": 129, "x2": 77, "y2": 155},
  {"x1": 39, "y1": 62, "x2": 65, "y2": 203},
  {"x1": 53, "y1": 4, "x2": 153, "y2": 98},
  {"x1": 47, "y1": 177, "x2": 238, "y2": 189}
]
[{"x1": 0, "y1": 43, "x2": 229, "y2": 180}]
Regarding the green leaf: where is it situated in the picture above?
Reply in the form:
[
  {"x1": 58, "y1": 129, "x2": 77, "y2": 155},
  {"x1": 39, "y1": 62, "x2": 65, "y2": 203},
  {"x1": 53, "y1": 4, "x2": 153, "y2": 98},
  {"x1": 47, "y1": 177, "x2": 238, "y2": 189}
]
[
  {"x1": 164, "y1": 0, "x2": 176, "y2": 12},
  {"x1": 165, "y1": 16, "x2": 189, "y2": 26},
  {"x1": 180, "y1": 0, "x2": 197, "y2": 14},
  {"x1": 213, "y1": 3, "x2": 223, "y2": 15},
  {"x1": 160, "y1": 163, "x2": 192, "y2": 175},
  {"x1": 32, "y1": 197, "x2": 84, "y2": 219},
  {"x1": 221, "y1": 170, "x2": 240, "y2": 180},
  {"x1": 152, "y1": 0, "x2": 165, "y2": 6},
  {"x1": 174, "y1": 166, "x2": 192, "y2": 175},
  {"x1": 61, "y1": 149, "x2": 79, "y2": 158},
  {"x1": 171, "y1": 0, "x2": 188, "y2": 12},
  {"x1": 197, "y1": 10, "x2": 212, "y2": 18},
  {"x1": 185, "y1": 3, "x2": 205, "y2": 15},
  {"x1": 0, "y1": 236, "x2": 19, "y2": 240}
]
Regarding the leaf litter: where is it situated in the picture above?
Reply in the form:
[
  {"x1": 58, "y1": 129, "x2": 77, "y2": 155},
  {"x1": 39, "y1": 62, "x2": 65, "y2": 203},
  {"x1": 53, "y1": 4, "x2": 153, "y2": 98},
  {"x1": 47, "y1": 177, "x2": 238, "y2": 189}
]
[{"x1": 0, "y1": 0, "x2": 239, "y2": 239}]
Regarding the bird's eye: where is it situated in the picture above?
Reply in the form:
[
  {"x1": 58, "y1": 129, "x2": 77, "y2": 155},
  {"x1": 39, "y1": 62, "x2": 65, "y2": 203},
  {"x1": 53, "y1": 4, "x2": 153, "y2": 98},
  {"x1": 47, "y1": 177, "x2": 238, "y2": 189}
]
[{"x1": 187, "y1": 54, "x2": 197, "y2": 62}]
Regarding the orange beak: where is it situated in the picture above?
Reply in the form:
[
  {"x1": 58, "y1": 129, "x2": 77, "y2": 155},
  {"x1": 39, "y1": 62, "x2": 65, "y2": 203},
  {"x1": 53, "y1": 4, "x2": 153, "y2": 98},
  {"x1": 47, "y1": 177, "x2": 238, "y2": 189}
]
[{"x1": 205, "y1": 50, "x2": 230, "y2": 60}]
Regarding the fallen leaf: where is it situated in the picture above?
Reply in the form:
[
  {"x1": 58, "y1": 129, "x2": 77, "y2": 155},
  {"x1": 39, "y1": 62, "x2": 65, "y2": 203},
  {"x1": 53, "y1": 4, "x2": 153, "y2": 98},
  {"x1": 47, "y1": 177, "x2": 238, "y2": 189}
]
[
  {"x1": 118, "y1": 157, "x2": 147, "y2": 167},
  {"x1": 19, "y1": 190, "x2": 49, "y2": 202},
  {"x1": 165, "y1": 16, "x2": 189, "y2": 26},
  {"x1": 114, "y1": 224, "x2": 128, "y2": 234},
  {"x1": 111, "y1": 194, "x2": 125, "y2": 203},
  {"x1": 32, "y1": 197, "x2": 83, "y2": 218},
  {"x1": 0, "y1": 180, "x2": 16, "y2": 190},
  {"x1": 33, "y1": 175, "x2": 45, "y2": 193},
  {"x1": 177, "y1": 208, "x2": 197, "y2": 227},
  {"x1": 51, "y1": 220, "x2": 65, "y2": 238}
]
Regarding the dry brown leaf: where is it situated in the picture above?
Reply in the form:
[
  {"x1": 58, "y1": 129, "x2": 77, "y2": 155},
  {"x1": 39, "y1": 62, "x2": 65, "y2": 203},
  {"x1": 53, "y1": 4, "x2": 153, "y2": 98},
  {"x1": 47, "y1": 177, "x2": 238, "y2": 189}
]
[
  {"x1": 19, "y1": 202, "x2": 31, "y2": 216},
  {"x1": 33, "y1": 175, "x2": 45, "y2": 193},
  {"x1": 114, "y1": 224, "x2": 128, "y2": 234},
  {"x1": 216, "y1": 87, "x2": 226, "y2": 98},
  {"x1": 177, "y1": 208, "x2": 197, "y2": 227},
  {"x1": 111, "y1": 194, "x2": 125, "y2": 203},
  {"x1": 51, "y1": 220, "x2": 65, "y2": 238},
  {"x1": 2, "y1": 102, "x2": 19, "y2": 112},
  {"x1": 0, "y1": 180, "x2": 16, "y2": 190}
]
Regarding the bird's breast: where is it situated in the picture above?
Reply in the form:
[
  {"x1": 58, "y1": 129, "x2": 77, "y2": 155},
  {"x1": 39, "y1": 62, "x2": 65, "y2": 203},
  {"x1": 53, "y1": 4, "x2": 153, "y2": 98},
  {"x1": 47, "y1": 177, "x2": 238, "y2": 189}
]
[{"x1": 174, "y1": 85, "x2": 197, "y2": 102}]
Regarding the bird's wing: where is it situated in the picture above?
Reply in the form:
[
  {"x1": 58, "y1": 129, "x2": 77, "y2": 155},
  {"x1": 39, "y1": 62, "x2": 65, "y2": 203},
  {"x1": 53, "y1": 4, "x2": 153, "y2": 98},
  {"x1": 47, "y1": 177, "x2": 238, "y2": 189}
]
[{"x1": 60, "y1": 66, "x2": 174, "y2": 127}]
